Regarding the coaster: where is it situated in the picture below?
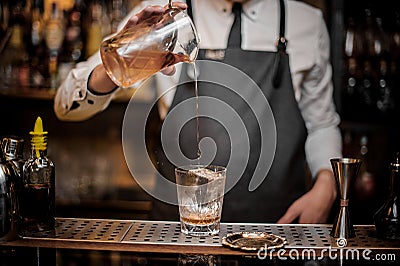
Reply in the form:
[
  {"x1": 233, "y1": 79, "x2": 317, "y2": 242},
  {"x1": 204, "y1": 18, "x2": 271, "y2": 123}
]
[{"x1": 222, "y1": 232, "x2": 286, "y2": 251}]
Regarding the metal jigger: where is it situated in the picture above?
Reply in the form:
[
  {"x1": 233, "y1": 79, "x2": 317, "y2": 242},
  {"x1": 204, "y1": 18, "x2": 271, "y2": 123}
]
[{"x1": 330, "y1": 158, "x2": 362, "y2": 239}]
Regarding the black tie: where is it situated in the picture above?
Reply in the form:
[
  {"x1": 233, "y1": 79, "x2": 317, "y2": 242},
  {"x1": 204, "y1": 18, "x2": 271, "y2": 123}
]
[{"x1": 227, "y1": 2, "x2": 242, "y2": 48}]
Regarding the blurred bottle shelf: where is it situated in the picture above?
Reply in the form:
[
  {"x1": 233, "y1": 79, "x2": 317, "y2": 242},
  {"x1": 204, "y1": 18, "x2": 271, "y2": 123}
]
[
  {"x1": 330, "y1": 0, "x2": 400, "y2": 123},
  {"x1": 0, "y1": 87, "x2": 56, "y2": 100},
  {"x1": 0, "y1": 0, "x2": 135, "y2": 97},
  {"x1": 0, "y1": 85, "x2": 138, "y2": 102}
]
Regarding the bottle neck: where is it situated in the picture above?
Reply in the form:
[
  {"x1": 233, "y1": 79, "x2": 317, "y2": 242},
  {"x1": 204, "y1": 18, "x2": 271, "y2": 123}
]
[
  {"x1": 31, "y1": 147, "x2": 47, "y2": 158},
  {"x1": 390, "y1": 169, "x2": 400, "y2": 197},
  {"x1": 10, "y1": 25, "x2": 24, "y2": 48}
]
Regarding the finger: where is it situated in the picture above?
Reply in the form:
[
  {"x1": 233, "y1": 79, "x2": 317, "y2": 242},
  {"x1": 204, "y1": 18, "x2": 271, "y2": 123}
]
[
  {"x1": 298, "y1": 210, "x2": 328, "y2": 224},
  {"x1": 139, "y1": 5, "x2": 165, "y2": 19},
  {"x1": 276, "y1": 206, "x2": 300, "y2": 224},
  {"x1": 125, "y1": 5, "x2": 165, "y2": 27},
  {"x1": 161, "y1": 66, "x2": 176, "y2": 76},
  {"x1": 276, "y1": 213, "x2": 294, "y2": 224},
  {"x1": 166, "y1": 2, "x2": 188, "y2": 10}
]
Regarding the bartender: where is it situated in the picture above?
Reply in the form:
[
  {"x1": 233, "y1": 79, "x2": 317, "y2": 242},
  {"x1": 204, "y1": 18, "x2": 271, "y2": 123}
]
[{"x1": 54, "y1": 0, "x2": 342, "y2": 223}]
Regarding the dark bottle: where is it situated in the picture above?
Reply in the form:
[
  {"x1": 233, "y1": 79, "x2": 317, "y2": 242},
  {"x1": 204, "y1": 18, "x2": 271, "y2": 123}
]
[
  {"x1": 374, "y1": 152, "x2": 400, "y2": 239},
  {"x1": 357, "y1": 8, "x2": 385, "y2": 119},
  {"x1": 61, "y1": 0, "x2": 86, "y2": 63},
  {"x1": 85, "y1": 0, "x2": 110, "y2": 58},
  {"x1": 58, "y1": 0, "x2": 87, "y2": 83},
  {"x1": 0, "y1": 147, "x2": 19, "y2": 242},
  {"x1": 110, "y1": 0, "x2": 126, "y2": 33},
  {"x1": 45, "y1": 2, "x2": 65, "y2": 89},
  {"x1": 0, "y1": 0, "x2": 9, "y2": 41},
  {"x1": 28, "y1": 0, "x2": 48, "y2": 88},
  {"x1": 376, "y1": 57, "x2": 394, "y2": 114},
  {"x1": 390, "y1": 11, "x2": 400, "y2": 115},
  {"x1": 0, "y1": 0, "x2": 29, "y2": 88},
  {"x1": 342, "y1": 16, "x2": 364, "y2": 120},
  {"x1": 354, "y1": 135, "x2": 376, "y2": 201},
  {"x1": 374, "y1": 16, "x2": 393, "y2": 115},
  {"x1": 58, "y1": 0, "x2": 86, "y2": 83},
  {"x1": 21, "y1": 117, "x2": 55, "y2": 236}
]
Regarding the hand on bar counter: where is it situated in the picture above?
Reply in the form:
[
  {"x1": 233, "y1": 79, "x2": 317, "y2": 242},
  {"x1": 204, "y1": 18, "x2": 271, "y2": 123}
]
[{"x1": 277, "y1": 169, "x2": 337, "y2": 224}]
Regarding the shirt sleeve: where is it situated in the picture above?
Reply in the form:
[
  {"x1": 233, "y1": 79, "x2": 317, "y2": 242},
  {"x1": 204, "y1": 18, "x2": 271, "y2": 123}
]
[
  {"x1": 53, "y1": 0, "x2": 160, "y2": 122},
  {"x1": 298, "y1": 15, "x2": 343, "y2": 178},
  {"x1": 54, "y1": 51, "x2": 121, "y2": 121}
]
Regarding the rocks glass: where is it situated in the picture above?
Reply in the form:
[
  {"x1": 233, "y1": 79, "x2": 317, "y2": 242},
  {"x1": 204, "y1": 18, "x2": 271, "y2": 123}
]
[{"x1": 175, "y1": 165, "x2": 226, "y2": 236}]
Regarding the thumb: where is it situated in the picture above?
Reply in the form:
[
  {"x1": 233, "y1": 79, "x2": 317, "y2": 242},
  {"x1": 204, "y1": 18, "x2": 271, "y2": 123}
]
[{"x1": 161, "y1": 66, "x2": 176, "y2": 76}]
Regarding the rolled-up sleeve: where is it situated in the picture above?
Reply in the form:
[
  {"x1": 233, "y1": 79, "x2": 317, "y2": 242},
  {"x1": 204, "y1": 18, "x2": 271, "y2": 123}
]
[
  {"x1": 54, "y1": 52, "x2": 120, "y2": 121},
  {"x1": 297, "y1": 15, "x2": 342, "y2": 178}
]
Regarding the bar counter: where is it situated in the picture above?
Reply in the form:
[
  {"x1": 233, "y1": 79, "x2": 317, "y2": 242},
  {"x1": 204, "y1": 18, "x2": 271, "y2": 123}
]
[{"x1": 1, "y1": 218, "x2": 400, "y2": 265}]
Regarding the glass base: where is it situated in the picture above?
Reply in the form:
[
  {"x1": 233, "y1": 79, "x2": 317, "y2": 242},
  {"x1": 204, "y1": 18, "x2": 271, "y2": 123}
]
[{"x1": 180, "y1": 220, "x2": 220, "y2": 236}]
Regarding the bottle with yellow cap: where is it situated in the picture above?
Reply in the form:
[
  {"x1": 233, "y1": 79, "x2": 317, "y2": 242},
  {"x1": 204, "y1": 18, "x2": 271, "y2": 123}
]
[{"x1": 21, "y1": 116, "x2": 55, "y2": 236}]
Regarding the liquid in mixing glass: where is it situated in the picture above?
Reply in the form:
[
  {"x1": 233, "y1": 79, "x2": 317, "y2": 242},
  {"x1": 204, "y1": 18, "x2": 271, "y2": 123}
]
[{"x1": 101, "y1": 47, "x2": 191, "y2": 88}]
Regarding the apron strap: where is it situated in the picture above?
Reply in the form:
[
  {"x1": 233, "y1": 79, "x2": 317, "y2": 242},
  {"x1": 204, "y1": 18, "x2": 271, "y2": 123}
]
[
  {"x1": 272, "y1": 0, "x2": 287, "y2": 88},
  {"x1": 186, "y1": 0, "x2": 193, "y2": 20},
  {"x1": 187, "y1": 0, "x2": 287, "y2": 49},
  {"x1": 186, "y1": 0, "x2": 286, "y2": 88},
  {"x1": 227, "y1": 2, "x2": 242, "y2": 48},
  {"x1": 277, "y1": 0, "x2": 287, "y2": 52}
]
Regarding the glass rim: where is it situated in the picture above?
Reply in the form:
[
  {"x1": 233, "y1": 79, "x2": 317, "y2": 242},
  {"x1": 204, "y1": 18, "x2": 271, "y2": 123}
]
[
  {"x1": 175, "y1": 165, "x2": 226, "y2": 174},
  {"x1": 330, "y1": 158, "x2": 362, "y2": 164}
]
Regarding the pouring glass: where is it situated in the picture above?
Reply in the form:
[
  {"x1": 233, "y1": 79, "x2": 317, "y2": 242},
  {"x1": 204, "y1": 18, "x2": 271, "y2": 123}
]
[{"x1": 100, "y1": 6, "x2": 199, "y2": 88}]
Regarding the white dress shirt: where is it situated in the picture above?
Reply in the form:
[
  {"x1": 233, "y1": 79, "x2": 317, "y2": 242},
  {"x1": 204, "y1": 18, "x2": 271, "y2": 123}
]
[{"x1": 54, "y1": 0, "x2": 342, "y2": 178}]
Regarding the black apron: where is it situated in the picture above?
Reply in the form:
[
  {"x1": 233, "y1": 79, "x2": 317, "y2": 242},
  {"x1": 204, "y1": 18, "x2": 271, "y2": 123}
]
[{"x1": 148, "y1": 0, "x2": 308, "y2": 222}]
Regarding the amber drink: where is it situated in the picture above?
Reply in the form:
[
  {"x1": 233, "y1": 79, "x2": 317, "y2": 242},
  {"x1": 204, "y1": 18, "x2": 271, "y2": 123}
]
[
  {"x1": 175, "y1": 165, "x2": 226, "y2": 236},
  {"x1": 100, "y1": 7, "x2": 199, "y2": 88}
]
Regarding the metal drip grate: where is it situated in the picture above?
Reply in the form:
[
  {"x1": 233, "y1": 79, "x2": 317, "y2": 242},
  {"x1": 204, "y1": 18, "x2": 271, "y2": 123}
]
[
  {"x1": 24, "y1": 218, "x2": 133, "y2": 242},
  {"x1": 348, "y1": 226, "x2": 398, "y2": 249},
  {"x1": 122, "y1": 221, "x2": 400, "y2": 249},
  {"x1": 121, "y1": 222, "x2": 335, "y2": 247},
  {"x1": 122, "y1": 221, "x2": 221, "y2": 246},
  {"x1": 21, "y1": 219, "x2": 400, "y2": 250}
]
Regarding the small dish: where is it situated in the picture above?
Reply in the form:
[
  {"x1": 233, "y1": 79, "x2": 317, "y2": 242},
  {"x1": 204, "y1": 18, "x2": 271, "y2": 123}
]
[{"x1": 222, "y1": 232, "x2": 286, "y2": 251}]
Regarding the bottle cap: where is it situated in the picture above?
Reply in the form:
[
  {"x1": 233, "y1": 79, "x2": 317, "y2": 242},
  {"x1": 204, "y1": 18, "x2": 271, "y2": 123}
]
[{"x1": 29, "y1": 117, "x2": 48, "y2": 157}]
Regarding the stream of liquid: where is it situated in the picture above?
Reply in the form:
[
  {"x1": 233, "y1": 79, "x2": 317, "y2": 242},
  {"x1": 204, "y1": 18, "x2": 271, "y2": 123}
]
[
  {"x1": 166, "y1": 0, "x2": 200, "y2": 162},
  {"x1": 193, "y1": 62, "x2": 201, "y2": 162}
]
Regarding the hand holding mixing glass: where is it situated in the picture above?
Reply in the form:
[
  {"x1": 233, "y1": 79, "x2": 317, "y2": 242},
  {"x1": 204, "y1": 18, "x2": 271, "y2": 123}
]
[{"x1": 100, "y1": 1, "x2": 199, "y2": 88}]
